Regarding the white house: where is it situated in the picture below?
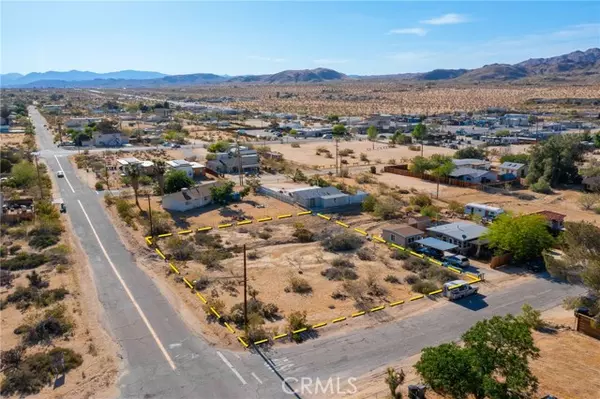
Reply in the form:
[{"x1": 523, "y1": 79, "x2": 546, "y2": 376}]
[
  {"x1": 206, "y1": 146, "x2": 260, "y2": 174},
  {"x1": 161, "y1": 181, "x2": 220, "y2": 212},
  {"x1": 452, "y1": 159, "x2": 491, "y2": 170},
  {"x1": 65, "y1": 117, "x2": 103, "y2": 131},
  {"x1": 92, "y1": 131, "x2": 128, "y2": 147},
  {"x1": 426, "y1": 221, "x2": 489, "y2": 254},
  {"x1": 498, "y1": 162, "x2": 528, "y2": 178},
  {"x1": 260, "y1": 184, "x2": 368, "y2": 211},
  {"x1": 166, "y1": 160, "x2": 194, "y2": 178},
  {"x1": 503, "y1": 114, "x2": 530, "y2": 127}
]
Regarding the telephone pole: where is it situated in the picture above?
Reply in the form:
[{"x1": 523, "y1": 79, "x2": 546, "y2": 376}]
[
  {"x1": 243, "y1": 244, "x2": 248, "y2": 334},
  {"x1": 147, "y1": 194, "x2": 153, "y2": 238},
  {"x1": 236, "y1": 132, "x2": 244, "y2": 186},
  {"x1": 335, "y1": 138, "x2": 339, "y2": 177}
]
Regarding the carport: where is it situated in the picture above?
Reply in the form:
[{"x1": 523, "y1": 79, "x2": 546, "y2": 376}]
[{"x1": 414, "y1": 237, "x2": 458, "y2": 253}]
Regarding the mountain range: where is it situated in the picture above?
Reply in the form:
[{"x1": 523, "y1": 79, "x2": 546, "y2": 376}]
[{"x1": 2, "y1": 48, "x2": 598, "y2": 88}]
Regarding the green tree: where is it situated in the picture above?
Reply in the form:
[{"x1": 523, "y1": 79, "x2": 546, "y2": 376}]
[
  {"x1": 210, "y1": 181, "x2": 235, "y2": 204},
  {"x1": 544, "y1": 222, "x2": 600, "y2": 323},
  {"x1": 526, "y1": 134, "x2": 585, "y2": 187},
  {"x1": 124, "y1": 165, "x2": 141, "y2": 208},
  {"x1": 327, "y1": 114, "x2": 340, "y2": 123},
  {"x1": 411, "y1": 123, "x2": 427, "y2": 157},
  {"x1": 415, "y1": 315, "x2": 539, "y2": 399},
  {"x1": 10, "y1": 161, "x2": 37, "y2": 188},
  {"x1": 500, "y1": 153, "x2": 531, "y2": 165},
  {"x1": 164, "y1": 170, "x2": 194, "y2": 194},
  {"x1": 367, "y1": 126, "x2": 378, "y2": 148},
  {"x1": 495, "y1": 129, "x2": 511, "y2": 137},
  {"x1": 153, "y1": 160, "x2": 167, "y2": 196},
  {"x1": 362, "y1": 195, "x2": 376, "y2": 212},
  {"x1": 332, "y1": 124, "x2": 347, "y2": 137},
  {"x1": 484, "y1": 214, "x2": 555, "y2": 261},
  {"x1": 409, "y1": 156, "x2": 435, "y2": 174},
  {"x1": 453, "y1": 146, "x2": 486, "y2": 160},
  {"x1": 289, "y1": 129, "x2": 297, "y2": 136},
  {"x1": 207, "y1": 141, "x2": 230, "y2": 153}
]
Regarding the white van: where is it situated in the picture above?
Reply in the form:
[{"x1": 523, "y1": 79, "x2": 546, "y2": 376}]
[{"x1": 465, "y1": 203, "x2": 504, "y2": 220}]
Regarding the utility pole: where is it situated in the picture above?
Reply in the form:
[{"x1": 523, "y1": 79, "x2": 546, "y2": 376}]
[
  {"x1": 243, "y1": 244, "x2": 248, "y2": 335},
  {"x1": 335, "y1": 138, "x2": 339, "y2": 177},
  {"x1": 236, "y1": 132, "x2": 244, "y2": 186},
  {"x1": 105, "y1": 157, "x2": 110, "y2": 192},
  {"x1": 147, "y1": 194, "x2": 153, "y2": 238},
  {"x1": 33, "y1": 154, "x2": 44, "y2": 200}
]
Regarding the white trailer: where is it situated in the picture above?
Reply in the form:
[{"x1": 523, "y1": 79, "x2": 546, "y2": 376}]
[{"x1": 464, "y1": 203, "x2": 504, "y2": 220}]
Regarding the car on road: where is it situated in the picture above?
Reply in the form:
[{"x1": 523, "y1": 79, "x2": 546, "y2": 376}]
[
  {"x1": 57, "y1": 171, "x2": 65, "y2": 178},
  {"x1": 442, "y1": 280, "x2": 479, "y2": 300},
  {"x1": 172, "y1": 143, "x2": 181, "y2": 148},
  {"x1": 322, "y1": 134, "x2": 333, "y2": 139}
]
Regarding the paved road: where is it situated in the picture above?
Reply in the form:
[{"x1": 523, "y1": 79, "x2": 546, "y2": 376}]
[{"x1": 30, "y1": 105, "x2": 586, "y2": 398}]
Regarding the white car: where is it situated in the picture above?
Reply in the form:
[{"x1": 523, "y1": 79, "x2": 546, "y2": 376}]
[{"x1": 57, "y1": 171, "x2": 64, "y2": 178}]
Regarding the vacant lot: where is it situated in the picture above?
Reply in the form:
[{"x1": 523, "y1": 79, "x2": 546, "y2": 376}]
[{"x1": 270, "y1": 141, "x2": 455, "y2": 169}]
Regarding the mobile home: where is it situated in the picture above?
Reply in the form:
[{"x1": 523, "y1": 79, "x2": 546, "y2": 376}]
[{"x1": 464, "y1": 203, "x2": 504, "y2": 219}]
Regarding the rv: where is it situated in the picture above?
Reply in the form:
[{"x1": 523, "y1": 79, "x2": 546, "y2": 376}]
[
  {"x1": 464, "y1": 203, "x2": 504, "y2": 220},
  {"x1": 442, "y1": 280, "x2": 478, "y2": 300}
]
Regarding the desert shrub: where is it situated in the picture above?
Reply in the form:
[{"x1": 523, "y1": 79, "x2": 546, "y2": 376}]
[
  {"x1": 355, "y1": 173, "x2": 375, "y2": 184},
  {"x1": 293, "y1": 226, "x2": 314, "y2": 243},
  {"x1": 95, "y1": 181, "x2": 104, "y2": 190},
  {"x1": 23, "y1": 305, "x2": 73, "y2": 346},
  {"x1": 291, "y1": 142, "x2": 300, "y2": 148},
  {"x1": 0, "y1": 270, "x2": 14, "y2": 287},
  {"x1": 339, "y1": 148, "x2": 354, "y2": 156},
  {"x1": 6, "y1": 226, "x2": 28, "y2": 239},
  {"x1": 390, "y1": 250, "x2": 409, "y2": 260},
  {"x1": 262, "y1": 303, "x2": 280, "y2": 320},
  {"x1": 194, "y1": 233, "x2": 223, "y2": 249},
  {"x1": 332, "y1": 257, "x2": 355, "y2": 268},
  {"x1": 410, "y1": 194, "x2": 432, "y2": 207},
  {"x1": 247, "y1": 324, "x2": 269, "y2": 343},
  {"x1": 402, "y1": 258, "x2": 429, "y2": 273},
  {"x1": 321, "y1": 267, "x2": 358, "y2": 281},
  {"x1": 408, "y1": 145, "x2": 420, "y2": 151},
  {"x1": 1, "y1": 253, "x2": 47, "y2": 271},
  {"x1": 139, "y1": 175, "x2": 153, "y2": 186},
  {"x1": 356, "y1": 248, "x2": 375, "y2": 261},
  {"x1": 202, "y1": 298, "x2": 226, "y2": 322},
  {"x1": 322, "y1": 232, "x2": 363, "y2": 252},
  {"x1": 104, "y1": 193, "x2": 115, "y2": 206},
  {"x1": 26, "y1": 271, "x2": 48, "y2": 289},
  {"x1": 447, "y1": 201, "x2": 464, "y2": 214},
  {"x1": 411, "y1": 280, "x2": 438, "y2": 294},
  {"x1": 0, "y1": 346, "x2": 24, "y2": 372},
  {"x1": 195, "y1": 248, "x2": 232, "y2": 269},
  {"x1": 404, "y1": 274, "x2": 420, "y2": 285},
  {"x1": 247, "y1": 250, "x2": 260, "y2": 260},
  {"x1": 44, "y1": 244, "x2": 70, "y2": 265},
  {"x1": 28, "y1": 219, "x2": 63, "y2": 237},
  {"x1": 427, "y1": 267, "x2": 456, "y2": 284},
  {"x1": 519, "y1": 303, "x2": 545, "y2": 330},
  {"x1": 360, "y1": 153, "x2": 369, "y2": 162},
  {"x1": 115, "y1": 198, "x2": 136, "y2": 226},
  {"x1": 165, "y1": 236, "x2": 194, "y2": 261},
  {"x1": 287, "y1": 311, "x2": 309, "y2": 341},
  {"x1": 258, "y1": 231, "x2": 272, "y2": 240},
  {"x1": 342, "y1": 279, "x2": 367, "y2": 301},
  {"x1": 384, "y1": 275, "x2": 401, "y2": 284},
  {"x1": 194, "y1": 275, "x2": 211, "y2": 291},
  {"x1": 288, "y1": 276, "x2": 312, "y2": 294},
  {"x1": 530, "y1": 178, "x2": 553, "y2": 194},
  {"x1": 0, "y1": 246, "x2": 7, "y2": 258},
  {"x1": 374, "y1": 197, "x2": 400, "y2": 220},
  {"x1": 28, "y1": 234, "x2": 59, "y2": 249},
  {"x1": 366, "y1": 274, "x2": 388, "y2": 297},
  {"x1": 362, "y1": 195, "x2": 377, "y2": 212},
  {"x1": 0, "y1": 348, "x2": 83, "y2": 396},
  {"x1": 9, "y1": 244, "x2": 22, "y2": 255}
]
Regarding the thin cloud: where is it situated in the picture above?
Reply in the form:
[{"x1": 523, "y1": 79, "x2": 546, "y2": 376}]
[
  {"x1": 388, "y1": 28, "x2": 427, "y2": 36},
  {"x1": 421, "y1": 13, "x2": 469, "y2": 25},
  {"x1": 247, "y1": 55, "x2": 286, "y2": 63},
  {"x1": 313, "y1": 59, "x2": 350, "y2": 65}
]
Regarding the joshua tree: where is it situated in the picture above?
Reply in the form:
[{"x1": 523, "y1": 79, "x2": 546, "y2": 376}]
[
  {"x1": 153, "y1": 160, "x2": 167, "y2": 196},
  {"x1": 384, "y1": 367, "x2": 405, "y2": 399},
  {"x1": 125, "y1": 164, "x2": 141, "y2": 208}
]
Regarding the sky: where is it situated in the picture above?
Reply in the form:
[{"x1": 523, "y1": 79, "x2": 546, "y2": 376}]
[{"x1": 1, "y1": 1, "x2": 599, "y2": 76}]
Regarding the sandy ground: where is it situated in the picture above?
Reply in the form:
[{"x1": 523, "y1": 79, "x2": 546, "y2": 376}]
[
  {"x1": 0, "y1": 133, "x2": 27, "y2": 147},
  {"x1": 343, "y1": 306, "x2": 600, "y2": 399},
  {"x1": 269, "y1": 141, "x2": 456, "y2": 169}
]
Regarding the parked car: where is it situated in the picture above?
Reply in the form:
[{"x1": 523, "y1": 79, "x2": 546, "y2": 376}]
[
  {"x1": 416, "y1": 247, "x2": 442, "y2": 259},
  {"x1": 57, "y1": 171, "x2": 64, "y2": 178},
  {"x1": 442, "y1": 280, "x2": 478, "y2": 300},
  {"x1": 443, "y1": 255, "x2": 470, "y2": 268},
  {"x1": 172, "y1": 143, "x2": 181, "y2": 148}
]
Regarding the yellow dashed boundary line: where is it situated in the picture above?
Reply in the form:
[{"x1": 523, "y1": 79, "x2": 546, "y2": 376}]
[
  {"x1": 292, "y1": 327, "x2": 308, "y2": 334},
  {"x1": 317, "y1": 213, "x2": 331, "y2": 220},
  {"x1": 183, "y1": 277, "x2": 194, "y2": 289},
  {"x1": 218, "y1": 223, "x2": 232, "y2": 229},
  {"x1": 169, "y1": 263, "x2": 180, "y2": 274},
  {"x1": 335, "y1": 221, "x2": 349, "y2": 228},
  {"x1": 145, "y1": 236, "x2": 153, "y2": 246},
  {"x1": 273, "y1": 333, "x2": 288, "y2": 340},
  {"x1": 332, "y1": 316, "x2": 346, "y2": 323},
  {"x1": 197, "y1": 226, "x2": 212, "y2": 232},
  {"x1": 353, "y1": 228, "x2": 367, "y2": 236},
  {"x1": 448, "y1": 266, "x2": 462, "y2": 274},
  {"x1": 312, "y1": 322, "x2": 327, "y2": 329},
  {"x1": 297, "y1": 211, "x2": 312, "y2": 216},
  {"x1": 410, "y1": 294, "x2": 425, "y2": 301},
  {"x1": 196, "y1": 292, "x2": 207, "y2": 304},
  {"x1": 278, "y1": 214, "x2": 292, "y2": 219},
  {"x1": 372, "y1": 236, "x2": 386, "y2": 243},
  {"x1": 238, "y1": 337, "x2": 249, "y2": 348},
  {"x1": 210, "y1": 307, "x2": 221, "y2": 319},
  {"x1": 178, "y1": 229, "x2": 193, "y2": 235},
  {"x1": 258, "y1": 217, "x2": 272, "y2": 222},
  {"x1": 254, "y1": 339, "x2": 269, "y2": 345},
  {"x1": 224, "y1": 322, "x2": 235, "y2": 334},
  {"x1": 158, "y1": 233, "x2": 172, "y2": 238},
  {"x1": 370, "y1": 305, "x2": 385, "y2": 312},
  {"x1": 237, "y1": 220, "x2": 252, "y2": 225},
  {"x1": 155, "y1": 248, "x2": 166, "y2": 260},
  {"x1": 352, "y1": 311, "x2": 366, "y2": 317},
  {"x1": 390, "y1": 300, "x2": 404, "y2": 307},
  {"x1": 428, "y1": 289, "x2": 443, "y2": 296}
]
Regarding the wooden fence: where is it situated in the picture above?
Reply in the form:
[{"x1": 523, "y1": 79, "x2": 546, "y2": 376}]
[
  {"x1": 490, "y1": 253, "x2": 513, "y2": 269},
  {"x1": 576, "y1": 313, "x2": 600, "y2": 340}
]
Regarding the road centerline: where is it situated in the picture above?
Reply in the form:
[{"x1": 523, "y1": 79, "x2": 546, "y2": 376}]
[
  {"x1": 217, "y1": 351, "x2": 247, "y2": 385},
  {"x1": 77, "y1": 199, "x2": 176, "y2": 370}
]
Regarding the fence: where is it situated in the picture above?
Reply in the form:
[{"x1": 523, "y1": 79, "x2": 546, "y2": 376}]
[
  {"x1": 576, "y1": 313, "x2": 600, "y2": 340},
  {"x1": 490, "y1": 253, "x2": 512, "y2": 269},
  {"x1": 382, "y1": 165, "x2": 518, "y2": 191}
]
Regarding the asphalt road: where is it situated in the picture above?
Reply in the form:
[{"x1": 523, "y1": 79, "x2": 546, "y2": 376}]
[{"x1": 30, "y1": 106, "x2": 586, "y2": 398}]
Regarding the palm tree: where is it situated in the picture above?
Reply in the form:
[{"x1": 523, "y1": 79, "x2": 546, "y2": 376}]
[
  {"x1": 153, "y1": 160, "x2": 167, "y2": 196},
  {"x1": 125, "y1": 164, "x2": 141, "y2": 208}
]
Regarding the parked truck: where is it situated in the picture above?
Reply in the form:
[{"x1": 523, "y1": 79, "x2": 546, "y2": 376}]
[{"x1": 442, "y1": 280, "x2": 478, "y2": 300}]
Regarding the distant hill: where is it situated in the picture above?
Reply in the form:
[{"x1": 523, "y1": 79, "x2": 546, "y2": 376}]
[
  {"x1": 3, "y1": 48, "x2": 599, "y2": 88},
  {"x1": 228, "y1": 68, "x2": 346, "y2": 84},
  {"x1": 2, "y1": 70, "x2": 167, "y2": 86}
]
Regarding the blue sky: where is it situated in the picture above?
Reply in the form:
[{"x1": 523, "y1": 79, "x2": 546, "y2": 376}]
[{"x1": 1, "y1": 1, "x2": 599, "y2": 75}]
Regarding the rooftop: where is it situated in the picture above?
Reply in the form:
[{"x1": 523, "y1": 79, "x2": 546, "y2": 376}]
[
  {"x1": 414, "y1": 237, "x2": 458, "y2": 251},
  {"x1": 167, "y1": 159, "x2": 191, "y2": 167},
  {"x1": 449, "y1": 167, "x2": 494, "y2": 178},
  {"x1": 453, "y1": 159, "x2": 489, "y2": 167},
  {"x1": 427, "y1": 221, "x2": 488, "y2": 242},
  {"x1": 499, "y1": 162, "x2": 526, "y2": 170},
  {"x1": 383, "y1": 224, "x2": 424, "y2": 237},
  {"x1": 533, "y1": 210, "x2": 566, "y2": 222}
]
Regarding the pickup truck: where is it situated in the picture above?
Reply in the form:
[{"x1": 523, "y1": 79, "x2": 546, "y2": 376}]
[{"x1": 442, "y1": 280, "x2": 478, "y2": 300}]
